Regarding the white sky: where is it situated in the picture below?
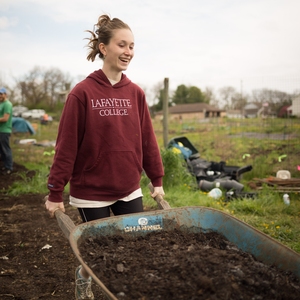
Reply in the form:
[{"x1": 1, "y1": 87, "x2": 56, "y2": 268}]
[{"x1": 1, "y1": 0, "x2": 300, "y2": 96}]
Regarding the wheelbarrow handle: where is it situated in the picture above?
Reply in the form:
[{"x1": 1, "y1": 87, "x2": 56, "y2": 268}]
[
  {"x1": 148, "y1": 183, "x2": 171, "y2": 210},
  {"x1": 54, "y1": 209, "x2": 76, "y2": 240}
]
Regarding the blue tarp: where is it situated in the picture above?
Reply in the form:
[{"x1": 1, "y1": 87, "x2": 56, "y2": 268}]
[{"x1": 12, "y1": 117, "x2": 35, "y2": 134}]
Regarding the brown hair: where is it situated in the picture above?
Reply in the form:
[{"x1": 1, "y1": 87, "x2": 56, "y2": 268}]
[{"x1": 86, "y1": 14, "x2": 131, "y2": 62}]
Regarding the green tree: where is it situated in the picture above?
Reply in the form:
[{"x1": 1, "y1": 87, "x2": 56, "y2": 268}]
[
  {"x1": 188, "y1": 86, "x2": 205, "y2": 103},
  {"x1": 172, "y1": 84, "x2": 205, "y2": 104},
  {"x1": 172, "y1": 84, "x2": 189, "y2": 104}
]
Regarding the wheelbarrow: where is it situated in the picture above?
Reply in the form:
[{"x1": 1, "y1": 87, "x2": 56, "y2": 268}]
[{"x1": 55, "y1": 198, "x2": 300, "y2": 299}]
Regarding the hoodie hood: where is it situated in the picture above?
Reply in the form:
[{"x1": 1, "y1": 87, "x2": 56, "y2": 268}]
[{"x1": 87, "y1": 69, "x2": 132, "y2": 89}]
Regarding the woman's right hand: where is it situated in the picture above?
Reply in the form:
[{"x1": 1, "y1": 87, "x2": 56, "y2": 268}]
[{"x1": 44, "y1": 195, "x2": 65, "y2": 218}]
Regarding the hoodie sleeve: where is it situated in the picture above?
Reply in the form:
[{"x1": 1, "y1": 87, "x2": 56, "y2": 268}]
[{"x1": 47, "y1": 91, "x2": 86, "y2": 202}]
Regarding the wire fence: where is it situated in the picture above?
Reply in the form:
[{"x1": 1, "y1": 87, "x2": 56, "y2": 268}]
[
  {"x1": 173, "y1": 117, "x2": 300, "y2": 178},
  {"x1": 224, "y1": 118, "x2": 300, "y2": 141}
]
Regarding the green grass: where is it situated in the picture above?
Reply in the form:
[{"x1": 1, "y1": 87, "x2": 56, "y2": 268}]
[
  {"x1": 7, "y1": 167, "x2": 49, "y2": 195},
  {"x1": 7, "y1": 118, "x2": 300, "y2": 253}
]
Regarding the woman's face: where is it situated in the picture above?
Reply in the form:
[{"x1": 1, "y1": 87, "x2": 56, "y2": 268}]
[{"x1": 100, "y1": 28, "x2": 135, "y2": 73}]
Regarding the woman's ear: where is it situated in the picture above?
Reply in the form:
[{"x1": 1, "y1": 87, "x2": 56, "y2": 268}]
[{"x1": 99, "y1": 43, "x2": 107, "y2": 56}]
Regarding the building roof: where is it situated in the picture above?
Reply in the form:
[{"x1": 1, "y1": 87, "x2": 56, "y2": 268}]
[
  {"x1": 244, "y1": 103, "x2": 258, "y2": 110},
  {"x1": 157, "y1": 103, "x2": 222, "y2": 114}
]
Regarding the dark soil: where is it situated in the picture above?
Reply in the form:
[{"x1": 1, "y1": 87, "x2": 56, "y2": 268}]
[
  {"x1": 80, "y1": 230, "x2": 300, "y2": 300},
  {"x1": 0, "y1": 163, "x2": 106, "y2": 299},
  {"x1": 0, "y1": 163, "x2": 300, "y2": 300}
]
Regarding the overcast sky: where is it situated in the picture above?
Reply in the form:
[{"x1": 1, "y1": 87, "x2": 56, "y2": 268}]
[{"x1": 1, "y1": 0, "x2": 300, "y2": 96}]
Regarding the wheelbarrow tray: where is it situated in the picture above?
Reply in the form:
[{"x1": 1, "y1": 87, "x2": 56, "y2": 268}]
[{"x1": 66, "y1": 206, "x2": 300, "y2": 299}]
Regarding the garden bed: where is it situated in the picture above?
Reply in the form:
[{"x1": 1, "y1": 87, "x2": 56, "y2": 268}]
[{"x1": 0, "y1": 164, "x2": 299, "y2": 299}]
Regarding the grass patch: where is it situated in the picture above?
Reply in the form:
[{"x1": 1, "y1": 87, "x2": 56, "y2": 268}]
[{"x1": 8, "y1": 169, "x2": 49, "y2": 195}]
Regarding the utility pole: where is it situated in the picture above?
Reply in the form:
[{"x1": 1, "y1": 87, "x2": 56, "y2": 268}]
[
  {"x1": 163, "y1": 78, "x2": 169, "y2": 148},
  {"x1": 241, "y1": 80, "x2": 244, "y2": 117},
  {"x1": 240, "y1": 80, "x2": 243, "y2": 101}
]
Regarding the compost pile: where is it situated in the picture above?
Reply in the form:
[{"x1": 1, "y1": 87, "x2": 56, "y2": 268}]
[{"x1": 80, "y1": 229, "x2": 300, "y2": 300}]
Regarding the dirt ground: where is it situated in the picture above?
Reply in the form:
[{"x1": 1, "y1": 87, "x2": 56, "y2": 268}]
[
  {"x1": 0, "y1": 163, "x2": 106, "y2": 299},
  {"x1": 0, "y1": 164, "x2": 300, "y2": 300}
]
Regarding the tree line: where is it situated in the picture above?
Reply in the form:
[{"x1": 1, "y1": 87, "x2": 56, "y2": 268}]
[
  {"x1": 1, "y1": 66, "x2": 298, "y2": 115},
  {"x1": 1, "y1": 66, "x2": 72, "y2": 111},
  {"x1": 149, "y1": 83, "x2": 296, "y2": 116}
]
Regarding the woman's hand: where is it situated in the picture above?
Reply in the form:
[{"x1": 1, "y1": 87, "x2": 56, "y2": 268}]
[
  {"x1": 44, "y1": 195, "x2": 65, "y2": 218},
  {"x1": 150, "y1": 186, "x2": 165, "y2": 198}
]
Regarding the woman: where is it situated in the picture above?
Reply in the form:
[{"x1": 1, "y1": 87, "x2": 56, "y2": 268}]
[{"x1": 45, "y1": 14, "x2": 165, "y2": 300}]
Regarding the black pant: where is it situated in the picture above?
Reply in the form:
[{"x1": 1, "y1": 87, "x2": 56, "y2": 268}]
[
  {"x1": 0, "y1": 133, "x2": 13, "y2": 170},
  {"x1": 77, "y1": 197, "x2": 144, "y2": 222}
]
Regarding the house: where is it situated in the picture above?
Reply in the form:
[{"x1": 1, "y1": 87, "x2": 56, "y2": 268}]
[
  {"x1": 226, "y1": 109, "x2": 244, "y2": 119},
  {"x1": 289, "y1": 95, "x2": 300, "y2": 117},
  {"x1": 278, "y1": 105, "x2": 292, "y2": 118},
  {"x1": 154, "y1": 103, "x2": 224, "y2": 122},
  {"x1": 244, "y1": 103, "x2": 259, "y2": 118}
]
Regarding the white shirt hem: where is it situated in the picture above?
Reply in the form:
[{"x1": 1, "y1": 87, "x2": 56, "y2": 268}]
[{"x1": 69, "y1": 188, "x2": 143, "y2": 208}]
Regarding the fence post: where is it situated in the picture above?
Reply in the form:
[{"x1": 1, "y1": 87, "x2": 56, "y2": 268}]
[{"x1": 163, "y1": 78, "x2": 169, "y2": 148}]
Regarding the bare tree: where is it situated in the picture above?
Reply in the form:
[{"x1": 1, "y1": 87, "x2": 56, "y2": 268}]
[
  {"x1": 251, "y1": 89, "x2": 292, "y2": 115},
  {"x1": 136, "y1": 81, "x2": 164, "y2": 108},
  {"x1": 218, "y1": 86, "x2": 237, "y2": 109},
  {"x1": 231, "y1": 92, "x2": 248, "y2": 110},
  {"x1": 151, "y1": 81, "x2": 164, "y2": 107},
  {"x1": 147, "y1": 81, "x2": 166, "y2": 114},
  {"x1": 43, "y1": 68, "x2": 72, "y2": 107},
  {"x1": 204, "y1": 86, "x2": 218, "y2": 107},
  {"x1": 21, "y1": 67, "x2": 46, "y2": 106},
  {"x1": 14, "y1": 66, "x2": 72, "y2": 108}
]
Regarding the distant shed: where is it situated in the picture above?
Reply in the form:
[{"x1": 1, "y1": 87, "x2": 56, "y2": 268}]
[
  {"x1": 290, "y1": 95, "x2": 300, "y2": 117},
  {"x1": 155, "y1": 103, "x2": 224, "y2": 121}
]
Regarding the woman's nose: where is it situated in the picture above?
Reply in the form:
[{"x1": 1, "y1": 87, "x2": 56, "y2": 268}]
[{"x1": 124, "y1": 46, "x2": 133, "y2": 56}]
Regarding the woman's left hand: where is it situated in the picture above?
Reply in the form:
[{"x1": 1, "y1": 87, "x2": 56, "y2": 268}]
[{"x1": 150, "y1": 186, "x2": 165, "y2": 198}]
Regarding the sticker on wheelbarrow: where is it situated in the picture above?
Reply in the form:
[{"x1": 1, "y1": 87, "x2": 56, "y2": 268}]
[{"x1": 123, "y1": 215, "x2": 163, "y2": 233}]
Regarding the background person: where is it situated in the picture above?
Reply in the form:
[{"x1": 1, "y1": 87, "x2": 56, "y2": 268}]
[
  {"x1": 40, "y1": 113, "x2": 49, "y2": 125},
  {"x1": 45, "y1": 14, "x2": 165, "y2": 300},
  {"x1": 0, "y1": 87, "x2": 13, "y2": 175}
]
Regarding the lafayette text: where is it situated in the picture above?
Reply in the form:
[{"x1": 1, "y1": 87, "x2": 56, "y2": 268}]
[{"x1": 91, "y1": 98, "x2": 132, "y2": 117}]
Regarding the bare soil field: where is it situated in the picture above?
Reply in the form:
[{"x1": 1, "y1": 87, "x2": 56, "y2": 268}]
[{"x1": 0, "y1": 164, "x2": 299, "y2": 299}]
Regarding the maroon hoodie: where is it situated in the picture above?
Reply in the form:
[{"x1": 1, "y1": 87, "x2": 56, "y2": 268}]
[{"x1": 47, "y1": 70, "x2": 164, "y2": 202}]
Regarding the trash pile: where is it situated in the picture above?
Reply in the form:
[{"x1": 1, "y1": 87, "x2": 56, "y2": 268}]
[
  {"x1": 168, "y1": 136, "x2": 255, "y2": 200},
  {"x1": 14, "y1": 139, "x2": 56, "y2": 147},
  {"x1": 248, "y1": 177, "x2": 300, "y2": 193}
]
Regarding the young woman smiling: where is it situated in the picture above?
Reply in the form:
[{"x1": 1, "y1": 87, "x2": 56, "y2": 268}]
[{"x1": 45, "y1": 14, "x2": 165, "y2": 300}]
